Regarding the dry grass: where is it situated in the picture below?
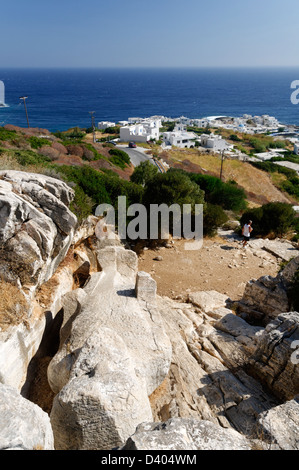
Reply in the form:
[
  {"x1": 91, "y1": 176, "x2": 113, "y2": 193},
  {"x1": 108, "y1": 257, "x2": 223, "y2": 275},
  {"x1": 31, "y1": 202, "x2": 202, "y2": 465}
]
[
  {"x1": 0, "y1": 280, "x2": 28, "y2": 331},
  {"x1": 0, "y1": 151, "x2": 50, "y2": 175},
  {"x1": 162, "y1": 149, "x2": 294, "y2": 205}
]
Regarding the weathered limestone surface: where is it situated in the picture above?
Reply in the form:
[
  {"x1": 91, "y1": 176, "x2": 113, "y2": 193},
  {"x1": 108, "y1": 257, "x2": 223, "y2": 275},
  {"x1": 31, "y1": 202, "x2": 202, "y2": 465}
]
[
  {"x1": 121, "y1": 418, "x2": 251, "y2": 451},
  {"x1": 1, "y1": 170, "x2": 299, "y2": 451},
  {"x1": 150, "y1": 295, "x2": 281, "y2": 439},
  {"x1": 0, "y1": 383, "x2": 54, "y2": 450},
  {"x1": 249, "y1": 238, "x2": 299, "y2": 262},
  {"x1": 48, "y1": 244, "x2": 172, "y2": 450},
  {"x1": 258, "y1": 396, "x2": 299, "y2": 450},
  {"x1": 50, "y1": 328, "x2": 153, "y2": 450},
  {"x1": 248, "y1": 312, "x2": 299, "y2": 401},
  {"x1": 237, "y1": 256, "x2": 299, "y2": 324},
  {"x1": 0, "y1": 170, "x2": 77, "y2": 291},
  {"x1": 188, "y1": 290, "x2": 230, "y2": 314}
]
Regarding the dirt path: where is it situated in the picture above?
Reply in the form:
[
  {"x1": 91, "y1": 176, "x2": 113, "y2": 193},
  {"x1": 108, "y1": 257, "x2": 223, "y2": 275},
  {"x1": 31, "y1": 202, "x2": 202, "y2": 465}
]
[{"x1": 138, "y1": 234, "x2": 281, "y2": 302}]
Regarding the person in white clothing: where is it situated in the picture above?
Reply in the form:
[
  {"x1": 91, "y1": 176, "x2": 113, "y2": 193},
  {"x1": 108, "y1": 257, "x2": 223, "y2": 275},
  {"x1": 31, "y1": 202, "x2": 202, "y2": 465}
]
[{"x1": 242, "y1": 220, "x2": 253, "y2": 247}]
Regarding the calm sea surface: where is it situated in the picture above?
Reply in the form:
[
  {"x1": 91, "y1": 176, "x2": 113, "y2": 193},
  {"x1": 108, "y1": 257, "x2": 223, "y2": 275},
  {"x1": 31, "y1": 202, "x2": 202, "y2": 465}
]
[{"x1": 0, "y1": 67, "x2": 299, "y2": 132}]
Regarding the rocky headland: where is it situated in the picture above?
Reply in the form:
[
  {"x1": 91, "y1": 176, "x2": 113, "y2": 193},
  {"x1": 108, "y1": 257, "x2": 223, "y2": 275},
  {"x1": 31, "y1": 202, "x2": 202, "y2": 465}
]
[{"x1": 0, "y1": 170, "x2": 298, "y2": 451}]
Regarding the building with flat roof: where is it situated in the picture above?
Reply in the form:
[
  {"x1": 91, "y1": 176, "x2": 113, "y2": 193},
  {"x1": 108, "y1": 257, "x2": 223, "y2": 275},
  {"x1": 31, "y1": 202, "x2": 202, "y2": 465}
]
[
  {"x1": 120, "y1": 119, "x2": 160, "y2": 143},
  {"x1": 98, "y1": 121, "x2": 116, "y2": 130},
  {"x1": 162, "y1": 124, "x2": 198, "y2": 148},
  {"x1": 200, "y1": 133, "x2": 233, "y2": 153}
]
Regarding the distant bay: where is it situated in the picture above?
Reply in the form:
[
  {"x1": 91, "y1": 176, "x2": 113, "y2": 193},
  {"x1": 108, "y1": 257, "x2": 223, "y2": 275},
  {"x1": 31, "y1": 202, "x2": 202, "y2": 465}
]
[{"x1": 0, "y1": 67, "x2": 298, "y2": 132}]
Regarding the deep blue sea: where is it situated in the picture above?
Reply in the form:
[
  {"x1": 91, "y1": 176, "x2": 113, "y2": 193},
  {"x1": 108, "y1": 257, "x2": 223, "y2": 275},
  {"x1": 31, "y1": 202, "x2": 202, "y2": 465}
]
[{"x1": 0, "y1": 67, "x2": 299, "y2": 132}]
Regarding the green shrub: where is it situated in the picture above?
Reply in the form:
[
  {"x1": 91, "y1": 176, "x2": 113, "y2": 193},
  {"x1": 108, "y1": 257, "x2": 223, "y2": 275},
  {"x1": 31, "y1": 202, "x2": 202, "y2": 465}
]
[
  {"x1": 130, "y1": 160, "x2": 159, "y2": 186},
  {"x1": 104, "y1": 126, "x2": 120, "y2": 135},
  {"x1": 189, "y1": 173, "x2": 247, "y2": 212},
  {"x1": 108, "y1": 148, "x2": 130, "y2": 169},
  {"x1": 241, "y1": 202, "x2": 296, "y2": 237},
  {"x1": 12, "y1": 149, "x2": 51, "y2": 166},
  {"x1": 0, "y1": 127, "x2": 17, "y2": 142},
  {"x1": 57, "y1": 165, "x2": 143, "y2": 209},
  {"x1": 83, "y1": 143, "x2": 104, "y2": 161},
  {"x1": 229, "y1": 134, "x2": 242, "y2": 142},
  {"x1": 27, "y1": 136, "x2": 51, "y2": 149},
  {"x1": 143, "y1": 170, "x2": 205, "y2": 209},
  {"x1": 70, "y1": 185, "x2": 95, "y2": 223},
  {"x1": 203, "y1": 204, "x2": 228, "y2": 236}
]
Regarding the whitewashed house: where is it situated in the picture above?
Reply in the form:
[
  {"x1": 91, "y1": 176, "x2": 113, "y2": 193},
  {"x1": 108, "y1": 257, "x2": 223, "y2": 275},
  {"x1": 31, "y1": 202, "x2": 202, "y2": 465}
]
[
  {"x1": 120, "y1": 119, "x2": 160, "y2": 143},
  {"x1": 192, "y1": 118, "x2": 209, "y2": 128},
  {"x1": 200, "y1": 133, "x2": 233, "y2": 152},
  {"x1": 162, "y1": 124, "x2": 198, "y2": 148},
  {"x1": 294, "y1": 141, "x2": 299, "y2": 155},
  {"x1": 98, "y1": 121, "x2": 116, "y2": 130}
]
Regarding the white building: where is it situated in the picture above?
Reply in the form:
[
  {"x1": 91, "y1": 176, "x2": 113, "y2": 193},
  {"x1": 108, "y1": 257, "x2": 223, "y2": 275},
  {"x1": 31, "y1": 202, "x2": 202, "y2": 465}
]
[
  {"x1": 200, "y1": 133, "x2": 233, "y2": 152},
  {"x1": 253, "y1": 149, "x2": 288, "y2": 161},
  {"x1": 120, "y1": 119, "x2": 160, "y2": 143},
  {"x1": 192, "y1": 118, "x2": 209, "y2": 128},
  {"x1": 162, "y1": 124, "x2": 198, "y2": 148},
  {"x1": 294, "y1": 141, "x2": 299, "y2": 155},
  {"x1": 98, "y1": 121, "x2": 116, "y2": 130},
  {"x1": 0, "y1": 80, "x2": 6, "y2": 107}
]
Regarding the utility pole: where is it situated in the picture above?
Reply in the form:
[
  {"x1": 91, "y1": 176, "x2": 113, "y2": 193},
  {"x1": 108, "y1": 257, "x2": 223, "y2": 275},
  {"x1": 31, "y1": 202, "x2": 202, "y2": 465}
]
[
  {"x1": 89, "y1": 111, "x2": 96, "y2": 143},
  {"x1": 220, "y1": 150, "x2": 225, "y2": 181},
  {"x1": 20, "y1": 96, "x2": 30, "y2": 128}
]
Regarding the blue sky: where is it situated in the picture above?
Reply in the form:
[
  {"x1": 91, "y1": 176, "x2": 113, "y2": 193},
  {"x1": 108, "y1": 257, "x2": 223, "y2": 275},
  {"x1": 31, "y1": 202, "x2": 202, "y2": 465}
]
[{"x1": 1, "y1": 0, "x2": 298, "y2": 68}]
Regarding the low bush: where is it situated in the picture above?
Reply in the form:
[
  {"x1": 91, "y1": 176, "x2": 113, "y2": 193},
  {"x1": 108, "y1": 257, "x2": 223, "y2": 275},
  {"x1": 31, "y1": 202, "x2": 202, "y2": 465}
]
[
  {"x1": 27, "y1": 136, "x2": 51, "y2": 149},
  {"x1": 108, "y1": 148, "x2": 130, "y2": 169},
  {"x1": 203, "y1": 204, "x2": 228, "y2": 236},
  {"x1": 189, "y1": 173, "x2": 247, "y2": 212},
  {"x1": 0, "y1": 127, "x2": 18, "y2": 142},
  {"x1": 12, "y1": 149, "x2": 51, "y2": 166},
  {"x1": 241, "y1": 202, "x2": 296, "y2": 238},
  {"x1": 130, "y1": 160, "x2": 159, "y2": 185}
]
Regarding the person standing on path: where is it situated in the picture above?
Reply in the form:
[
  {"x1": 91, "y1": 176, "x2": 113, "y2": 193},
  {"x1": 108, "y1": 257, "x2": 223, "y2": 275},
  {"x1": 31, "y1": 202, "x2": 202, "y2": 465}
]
[{"x1": 242, "y1": 220, "x2": 253, "y2": 247}]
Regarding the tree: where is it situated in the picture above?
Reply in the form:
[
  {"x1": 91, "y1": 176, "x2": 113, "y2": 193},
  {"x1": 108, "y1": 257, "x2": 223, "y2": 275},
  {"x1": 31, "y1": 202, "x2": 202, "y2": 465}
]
[
  {"x1": 142, "y1": 170, "x2": 205, "y2": 209},
  {"x1": 142, "y1": 170, "x2": 205, "y2": 239},
  {"x1": 130, "y1": 160, "x2": 159, "y2": 186},
  {"x1": 203, "y1": 204, "x2": 228, "y2": 236}
]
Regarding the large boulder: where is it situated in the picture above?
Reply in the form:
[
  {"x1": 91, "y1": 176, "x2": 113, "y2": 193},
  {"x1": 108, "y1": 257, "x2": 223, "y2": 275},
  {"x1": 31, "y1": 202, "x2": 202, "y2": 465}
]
[
  {"x1": 0, "y1": 170, "x2": 77, "y2": 292},
  {"x1": 258, "y1": 396, "x2": 299, "y2": 450},
  {"x1": 50, "y1": 328, "x2": 153, "y2": 450},
  {"x1": 237, "y1": 256, "x2": 299, "y2": 324},
  {"x1": 248, "y1": 312, "x2": 299, "y2": 401},
  {"x1": 121, "y1": 418, "x2": 251, "y2": 451},
  {"x1": 48, "y1": 244, "x2": 172, "y2": 450},
  {"x1": 188, "y1": 290, "x2": 230, "y2": 314},
  {"x1": 0, "y1": 171, "x2": 78, "y2": 391},
  {"x1": 0, "y1": 383, "x2": 54, "y2": 450}
]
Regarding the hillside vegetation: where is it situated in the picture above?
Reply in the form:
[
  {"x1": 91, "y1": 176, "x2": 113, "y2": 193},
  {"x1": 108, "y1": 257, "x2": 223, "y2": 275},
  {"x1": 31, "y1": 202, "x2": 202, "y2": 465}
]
[{"x1": 0, "y1": 124, "x2": 298, "y2": 241}]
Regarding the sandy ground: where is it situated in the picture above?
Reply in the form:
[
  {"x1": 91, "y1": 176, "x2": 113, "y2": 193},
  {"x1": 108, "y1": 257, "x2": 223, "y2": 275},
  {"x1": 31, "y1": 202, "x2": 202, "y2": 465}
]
[{"x1": 137, "y1": 233, "x2": 280, "y2": 302}]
